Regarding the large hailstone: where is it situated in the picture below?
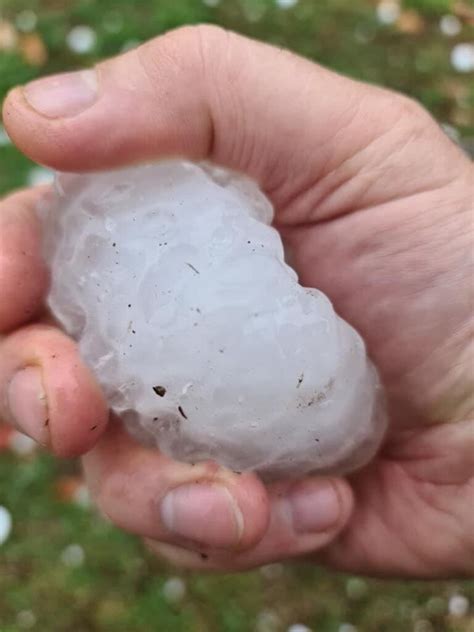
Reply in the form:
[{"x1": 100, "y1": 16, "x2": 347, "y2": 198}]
[{"x1": 41, "y1": 161, "x2": 386, "y2": 479}]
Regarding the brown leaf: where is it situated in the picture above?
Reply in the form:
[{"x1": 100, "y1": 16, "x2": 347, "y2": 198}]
[
  {"x1": 20, "y1": 33, "x2": 48, "y2": 66},
  {"x1": 396, "y1": 10, "x2": 425, "y2": 34},
  {"x1": 454, "y1": 1, "x2": 474, "y2": 24},
  {"x1": 55, "y1": 476, "x2": 84, "y2": 502}
]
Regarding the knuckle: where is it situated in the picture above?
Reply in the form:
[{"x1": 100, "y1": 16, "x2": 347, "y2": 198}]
[
  {"x1": 138, "y1": 24, "x2": 229, "y2": 83},
  {"x1": 389, "y1": 93, "x2": 435, "y2": 138}
]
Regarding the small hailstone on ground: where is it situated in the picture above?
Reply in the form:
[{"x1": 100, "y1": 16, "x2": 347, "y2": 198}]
[
  {"x1": 66, "y1": 25, "x2": 97, "y2": 55},
  {"x1": 0, "y1": 506, "x2": 12, "y2": 545},
  {"x1": 162, "y1": 577, "x2": 186, "y2": 604},
  {"x1": 41, "y1": 161, "x2": 386, "y2": 480},
  {"x1": 73, "y1": 483, "x2": 91, "y2": 509},
  {"x1": 16, "y1": 610, "x2": 37, "y2": 629},
  {"x1": 287, "y1": 624, "x2": 312, "y2": 632},
  {"x1": 338, "y1": 624, "x2": 357, "y2": 632},
  {"x1": 202, "y1": 0, "x2": 221, "y2": 7},
  {"x1": 60, "y1": 543, "x2": 85, "y2": 568},
  {"x1": 8, "y1": 431, "x2": 37, "y2": 457},
  {"x1": 275, "y1": 0, "x2": 299, "y2": 9},
  {"x1": 439, "y1": 15, "x2": 461, "y2": 37},
  {"x1": 28, "y1": 166, "x2": 54, "y2": 187},
  {"x1": 448, "y1": 593, "x2": 470, "y2": 618},
  {"x1": 376, "y1": 0, "x2": 400, "y2": 25},
  {"x1": 451, "y1": 43, "x2": 474, "y2": 73}
]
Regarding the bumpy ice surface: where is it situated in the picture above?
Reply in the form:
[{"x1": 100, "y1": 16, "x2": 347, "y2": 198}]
[{"x1": 41, "y1": 161, "x2": 386, "y2": 479}]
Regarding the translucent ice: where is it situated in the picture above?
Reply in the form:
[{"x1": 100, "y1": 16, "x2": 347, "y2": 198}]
[{"x1": 41, "y1": 161, "x2": 386, "y2": 479}]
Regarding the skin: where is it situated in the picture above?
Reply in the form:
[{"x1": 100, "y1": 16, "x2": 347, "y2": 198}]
[{"x1": 1, "y1": 26, "x2": 473, "y2": 577}]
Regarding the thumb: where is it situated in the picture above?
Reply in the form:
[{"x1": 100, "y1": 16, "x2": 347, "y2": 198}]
[
  {"x1": 2, "y1": 25, "x2": 440, "y2": 208},
  {"x1": 3, "y1": 25, "x2": 360, "y2": 175}
]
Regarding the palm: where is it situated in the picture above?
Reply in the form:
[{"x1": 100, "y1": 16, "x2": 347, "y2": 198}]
[{"x1": 276, "y1": 164, "x2": 474, "y2": 576}]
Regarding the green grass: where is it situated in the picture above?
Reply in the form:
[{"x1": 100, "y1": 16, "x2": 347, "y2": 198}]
[
  {"x1": 1, "y1": 452, "x2": 473, "y2": 632},
  {"x1": 1, "y1": 1, "x2": 473, "y2": 630}
]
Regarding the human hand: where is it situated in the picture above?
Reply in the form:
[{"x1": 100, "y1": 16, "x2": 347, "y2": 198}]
[
  {"x1": 0, "y1": 187, "x2": 108, "y2": 456},
  {"x1": 3, "y1": 26, "x2": 473, "y2": 577}
]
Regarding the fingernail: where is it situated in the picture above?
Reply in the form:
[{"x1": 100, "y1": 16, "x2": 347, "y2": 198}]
[
  {"x1": 23, "y1": 70, "x2": 98, "y2": 119},
  {"x1": 287, "y1": 479, "x2": 341, "y2": 534},
  {"x1": 160, "y1": 483, "x2": 244, "y2": 549},
  {"x1": 7, "y1": 367, "x2": 49, "y2": 446}
]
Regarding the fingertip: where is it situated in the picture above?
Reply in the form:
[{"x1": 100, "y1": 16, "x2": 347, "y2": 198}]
[
  {"x1": 220, "y1": 471, "x2": 270, "y2": 550},
  {"x1": 39, "y1": 331, "x2": 109, "y2": 457},
  {"x1": 3, "y1": 87, "x2": 84, "y2": 172},
  {"x1": 2, "y1": 87, "x2": 41, "y2": 162},
  {"x1": 83, "y1": 425, "x2": 270, "y2": 553},
  {"x1": 0, "y1": 325, "x2": 108, "y2": 458},
  {"x1": 145, "y1": 476, "x2": 355, "y2": 572},
  {"x1": 282, "y1": 476, "x2": 354, "y2": 537}
]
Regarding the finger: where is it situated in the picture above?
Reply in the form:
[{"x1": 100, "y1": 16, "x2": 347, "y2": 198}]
[
  {"x1": 82, "y1": 422, "x2": 269, "y2": 552},
  {"x1": 0, "y1": 324, "x2": 108, "y2": 456},
  {"x1": 4, "y1": 26, "x2": 465, "y2": 219},
  {"x1": 0, "y1": 188, "x2": 49, "y2": 333},
  {"x1": 146, "y1": 476, "x2": 353, "y2": 571}
]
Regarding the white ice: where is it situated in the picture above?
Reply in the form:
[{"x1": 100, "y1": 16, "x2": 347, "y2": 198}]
[{"x1": 40, "y1": 161, "x2": 386, "y2": 479}]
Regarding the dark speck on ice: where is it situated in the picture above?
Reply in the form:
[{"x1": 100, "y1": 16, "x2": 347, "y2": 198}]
[{"x1": 186, "y1": 262, "x2": 200, "y2": 275}]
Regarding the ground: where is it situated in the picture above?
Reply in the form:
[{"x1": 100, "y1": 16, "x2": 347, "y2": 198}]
[{"x1": 0, "y1": 1, "x2": 473, "y2": 631}]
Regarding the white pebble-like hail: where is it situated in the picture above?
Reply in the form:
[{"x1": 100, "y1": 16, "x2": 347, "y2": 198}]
[{"x1": 41, "y1": 161, "x2": 386, "y2": 479}]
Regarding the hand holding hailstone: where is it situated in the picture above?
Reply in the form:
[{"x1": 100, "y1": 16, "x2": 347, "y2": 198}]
[
  {"x1": 41, "y1": 161, "x2": 386, "y2": 480},
  {"x1": 2, "y1": 26, "x2": 472, "y2": 575}
]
